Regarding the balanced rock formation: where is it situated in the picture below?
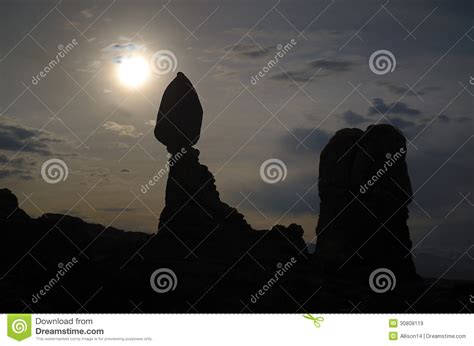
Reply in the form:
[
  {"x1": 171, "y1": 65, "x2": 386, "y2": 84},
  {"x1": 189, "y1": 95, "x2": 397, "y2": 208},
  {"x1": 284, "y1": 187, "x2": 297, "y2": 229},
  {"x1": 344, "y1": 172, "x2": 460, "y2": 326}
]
[
  {"x1": 152, "y1": 72, "x2": 307, "y2": 262},
  {"x1": 315, "y1": 124, "x2": 417, "y2": 279}
]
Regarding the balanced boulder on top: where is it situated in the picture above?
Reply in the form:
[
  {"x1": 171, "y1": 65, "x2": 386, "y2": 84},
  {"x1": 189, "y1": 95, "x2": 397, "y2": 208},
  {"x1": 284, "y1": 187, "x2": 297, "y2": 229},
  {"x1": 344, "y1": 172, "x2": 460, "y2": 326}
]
[{"x1": 154, "y1": 72, "x2": 203, "y2": 153}]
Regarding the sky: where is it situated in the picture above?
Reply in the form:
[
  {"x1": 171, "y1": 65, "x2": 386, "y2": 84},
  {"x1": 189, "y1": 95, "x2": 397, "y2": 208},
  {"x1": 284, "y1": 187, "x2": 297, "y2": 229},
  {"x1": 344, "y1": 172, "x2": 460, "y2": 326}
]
[{"x1": 0, "y1": 0, "x2": 472, "y2": 278}]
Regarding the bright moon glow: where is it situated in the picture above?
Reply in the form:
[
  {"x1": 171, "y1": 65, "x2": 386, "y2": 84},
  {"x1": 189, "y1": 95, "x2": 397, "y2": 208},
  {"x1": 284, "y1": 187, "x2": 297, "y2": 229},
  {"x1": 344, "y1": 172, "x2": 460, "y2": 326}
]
[{"x1": 118, "y1": 56, "x2": 150, "y2": 88}]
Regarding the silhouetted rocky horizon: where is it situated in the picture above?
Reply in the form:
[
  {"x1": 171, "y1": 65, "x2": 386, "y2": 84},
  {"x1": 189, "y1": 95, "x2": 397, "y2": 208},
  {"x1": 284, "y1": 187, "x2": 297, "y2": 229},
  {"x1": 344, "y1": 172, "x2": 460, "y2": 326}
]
[
  {"x1": 0, "y1": 185, "x2": 472, "y2": 313},
  {"x1": 0, "y1": 72, "x2": 472, "y2": 313}
]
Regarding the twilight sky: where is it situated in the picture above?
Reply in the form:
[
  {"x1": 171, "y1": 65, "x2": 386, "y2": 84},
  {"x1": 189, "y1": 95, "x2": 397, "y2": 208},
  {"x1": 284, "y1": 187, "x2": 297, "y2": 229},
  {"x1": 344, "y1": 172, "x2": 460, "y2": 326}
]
[{"x1": 0, "y1": 0, "x2": 472, "y2": 278}]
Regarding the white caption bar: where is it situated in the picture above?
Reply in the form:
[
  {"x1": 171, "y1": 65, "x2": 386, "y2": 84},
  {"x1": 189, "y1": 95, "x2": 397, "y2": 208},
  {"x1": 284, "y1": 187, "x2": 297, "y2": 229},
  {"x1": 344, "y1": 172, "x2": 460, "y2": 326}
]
[{"x1": 1, "y1": 314, "x2": 472, "y2": 345}]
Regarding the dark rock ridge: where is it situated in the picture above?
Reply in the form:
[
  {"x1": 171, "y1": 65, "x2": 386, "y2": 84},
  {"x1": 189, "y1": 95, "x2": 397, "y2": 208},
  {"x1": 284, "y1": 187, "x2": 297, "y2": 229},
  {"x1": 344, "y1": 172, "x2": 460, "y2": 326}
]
[
  {"x1": 0, "y1": 188, "x2": 29, "y2": 220},
  {"x1": 0, "y1": 187, "x2": 471, "y2": 313}
]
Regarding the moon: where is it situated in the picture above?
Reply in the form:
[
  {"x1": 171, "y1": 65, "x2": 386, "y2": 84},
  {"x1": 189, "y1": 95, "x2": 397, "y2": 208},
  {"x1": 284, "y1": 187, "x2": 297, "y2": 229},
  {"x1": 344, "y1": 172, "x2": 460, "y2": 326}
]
[{"x1": 118, "y1": 56, "x2": 150, "y2": 88}]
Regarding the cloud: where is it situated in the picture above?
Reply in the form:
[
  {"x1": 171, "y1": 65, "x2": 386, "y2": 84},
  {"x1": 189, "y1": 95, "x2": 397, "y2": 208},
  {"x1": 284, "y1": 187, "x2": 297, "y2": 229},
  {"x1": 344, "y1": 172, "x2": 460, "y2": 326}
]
[
  {"x1": 0, "y1": 154, "x2": 37, "y2": 180},
  {"x1": 342, "y1": 110, "x2": 367, "y2": 125},
  {"x1": 240, "y1": 172, "x2": 318, "y2": 215},
  {"x1": 438, "y1": 115, "x2": 450, "y2": 123},
  {"x1": 109, "y1": 142, "x2": 131, "y2": 149},
  {"x1": 271, "y1": 58, "x2": 355, "y2": 83},
  {"x1": 271, "y1": 71, "x2": 318, "y2": 83},
  {"x1": 81, "y1": 166, "x2": 111, "y2": 179},
  {"x1": 368, "y1": 98, "x2": 421, "y2": 116},
  {"x1": 76, "y1": 60, "x2": 101, "y2": 73},
  {"x1": 339, "y1": 97, "x2": 427, "y2": 129},
  {"x1": 212, "y1": 64, "x2": 239, "y2": 81},
  {"x1": 224, "y1": 43, "x2": 272, "y2": 58},
  {"x1": 377, "y1": 81, "x2": 441, "y2": 96},
  {"x1": 0, "y1": 117, "x2": 64, "y2": 156},
  {"x1": 340, "y1": 108, "x2": 416, "y2": 129},
  {"x1": 228, "y1": 127, "x2": 331, "y2": 217},
  {"x1": 103, "y1": 121, "x2": 143, "y2": 138},
  {"x1": 339, "y1": 97, "x2": 470, "y2": 136},
  {"x1": 0, "y1": 169, "x2": 34, "y2": 180},
  {"x1": 80, "y1": 9, "x2": 94, "y2": 19},
  {"x1": 145, "y1": 119, "x2": 156, "y2": 126},
  {"x1": 389, "y1": 117, "x2": 415, "y2": 129},
  {"x1": 102, "y1": 42, "x2": 146, "y2": 54},
  {"x1": 422, "y1": 114, "x2": 470, "y2": 125},
  {"x1": 102, "y1": 42, "x2": 147, "y2": 64},
  {"x1": 0, "y1": 154, "x2": 36, "y2": 166},
  {"x1": 280, "y1": 127, "x2": 332, "y2": 156},
  {"x1": 97, "y1": 207, "x2": 138, "y2": 213},
  {"x1": 310, "y1": 59, "x2": 355, "y2": 72}
]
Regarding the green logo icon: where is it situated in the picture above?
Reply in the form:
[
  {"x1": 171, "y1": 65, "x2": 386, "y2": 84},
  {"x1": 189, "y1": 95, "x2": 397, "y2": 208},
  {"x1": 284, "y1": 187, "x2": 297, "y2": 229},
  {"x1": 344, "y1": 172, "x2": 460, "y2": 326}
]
[
  {"x1": 7, "y1": 314, "x2": 32, "y2": 341},
  {"x1": 389, "y1": 319, "x2": 398, "y2": 328},
  {"x1": 303, "y1": 314, "x2": 324, "y2": 328},
  {"x1": 389, "y1": 331, "x2": 398, "y2": 341}
]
